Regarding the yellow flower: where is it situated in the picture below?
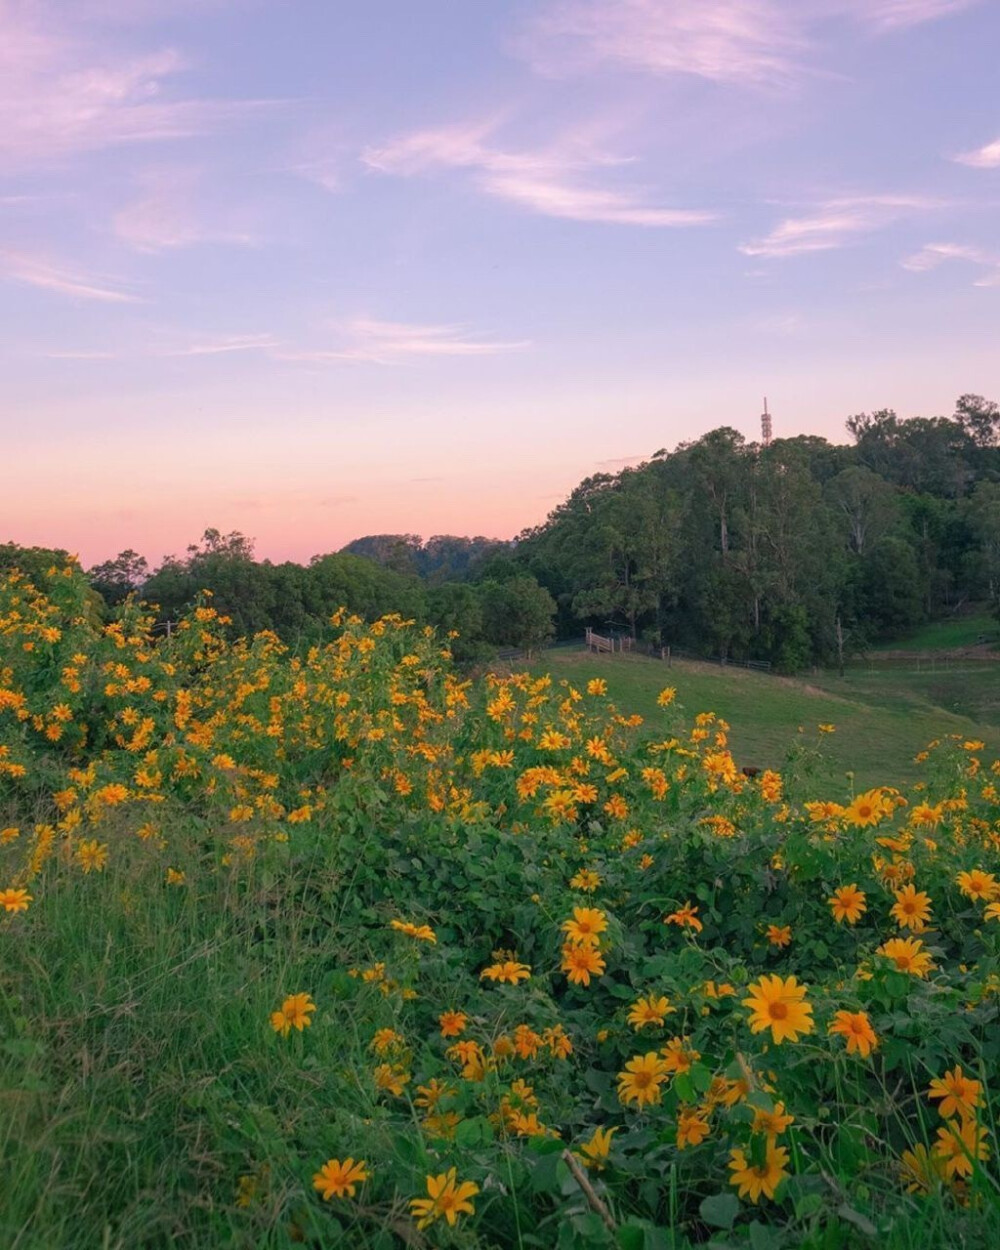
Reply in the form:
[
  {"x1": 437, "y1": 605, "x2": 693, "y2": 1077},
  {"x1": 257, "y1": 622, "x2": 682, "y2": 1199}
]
[
  {"x1": 877, "y1": 936, "x2": 934, "y2": 978},
  {"x1": 561, "y1": 943, "x2": 606, "y2": 986},
  {"x1": 77, "y1": 839, "x2": 108, "y2": 873},
  {"x1": 438, "y1": 1009, "x2": 468, "y2": 1038},
  {"x1": 956, "y1": 869, "x2": 998, "y2": 901},
  {"x1": 312, "y1": 1157, "x2": 369, "y2": 1200},
  {"x1": 664, "y1": 901, "x2": 703, "y2": 932},
  {"x1": 900, "y1": 1143, "x2": 946, "y2": 1194},
  {"x1": 578, "y1": 1125, "x2": 616, "y2": 1169},
  {"x1": 657, "y1": 687, "x2": 676, "y2": 707},
  {"x1": 927, "y1": 1066, "x2": 982, "y2": 1120},
  {"x1": 828, "y1": 884, "x2": 866, "y2": 924},
  {"x1": 586, "y1": 679, "x2": 607, "y2": 696},
  {"x1": 752, "y1": 1101, "x2": 794, "y2": 1139},
  {"x1": 269, "y1": 992, "x2": 316, "y2": 1037},
  {"x1": 627, "y1": 994, "x2": 675, "y2": 1030},
  {"x1": 409, "y1": 1169, "x2": 479, "y2": 1230},
  {"x1": 561, "y1": 907, "x2": 608, "y2": 947},
  {"x1": 390, "y1": 918, "x2": 437, "y2": 943},
  {"x1": 890, "y1": 884, "x2": 932, "y2": 932},
  {"x1": 843, "y1": 789, "x2": 890, "y2": 828},
  {"x1": 676, "y1": 1110, "x2": 711, "y2": 1149},
  {"x1": 617, "y1": 1052, "x2": 669, "y2": 1109},
  {"x1": 742, "y1": 975, "x2": 814, "y2": 1044},
  {"x1": 828, "y1": 1010, "x2": 878, "y2": 1058},
  {"x1": 371, "y1": 1028, "x2": 404, "y2": 1055},
  {"x1": 373, "y1": 1063, "x2": 410, "y2": 1096},
  {"x1": 934, "y1": 1119, "x2": 990, "y2": 1179},
  {"x1": 165, "y1": 868, "x2": 185, "y2": 886},
  {"x1": 569, "y1": 868, "x2": 601, "y2": 892},
  {"x1": 0, "y1": 887, "x2": 32, "y2": 913},
  {"x1": 765, "y1": 924, "x2": 792, "y2": 948},
  {"x1": 728, "y1": 1142, "x2": 790, "y2": 1203},
  {"x1": 480, "y1": 961, "x2": 531, "y2": 985}
]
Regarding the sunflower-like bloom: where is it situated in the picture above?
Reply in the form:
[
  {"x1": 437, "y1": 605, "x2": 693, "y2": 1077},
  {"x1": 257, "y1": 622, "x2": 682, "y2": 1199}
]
[
  {"x1": 751, "y1": 1101, "x2": 795, "y2": 1139},
  {"x1": 900, "y1": 1143, "x2": 946, "y2": 1194},
  {"x1": 438, "y1": 1009, "x2": 468, "y2": 1038},
  {"x1": 664, "y1": 901, "x2": 703, "y2": 932},
  {"x1": 927, "y1": 1066, "x2": 982, "y2": 1120},
  {"x1": 742, "y1": 975, "x2": 814, "y2": 1044},
  {"x1": 390, "y1": 918, "x2": 437, "y2": 943},
  {"x1": 409, "y1": 1169, "x2": 479, "y2": 1230},
  {"x1": 312, "y1": 1157, "x2": 369, "y2": 1200},
  {"x1": 956, "y1": 869, "x2": 999, "y2": 901},
  {"x1": 890, "y1": 884, "x2": 932, "y2": 932},
  {"x1": 0, "y1": 887, "x2": 32, "y2": 913},
  {"x1": 676, "y1": 1110, "x2": 711, "y2": 1150},
  {"x1": 627, "y1": 994, "x2": 675, "y2": 1030},
  {"x1": 270, "y1": 992, "x2": 316, "y2": 1037},
  {"x1": 843, "y1": 789, "x2": 890, "y2": 828},
  {"x1": 577, "y1": 1125, "x2": 616, "y2": 1169},
  {"x1": 617, "y1": 1052, "x2": 669, "y2": 1109},
  {"x1": 828, "y1": 1010, "x2": 878, "y2": 1058},
  {"x1": 934, "y1": 1119, "x2": 990, "y2": 1179},
  {"x1": 561, "y1": 907, "x2": 608, "y2": 947},
  {"x1": 561, "y1": 943, "x2": 606, "y2": 986},
  {"x1": 877, "y1": 936, "x2": 934, "y2": 978},
  {"x1": 728, "y1": 1142, "x2": 790, "y2": 1203},
  {"x1": 828, "y1": 884, "x2": 867, "y2": 924},
  {"x1": 480, "y1": 961, "x2": 531, "y2": 985}
]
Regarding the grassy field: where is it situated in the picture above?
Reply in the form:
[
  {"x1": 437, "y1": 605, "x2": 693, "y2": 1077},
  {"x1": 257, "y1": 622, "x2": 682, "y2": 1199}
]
[
  {"x1": 870, "y1": 611, "x2": 1000, "y2": 652},
  {"x1": 534, "y1": 649, "x2": 1000, "y2": 791}
]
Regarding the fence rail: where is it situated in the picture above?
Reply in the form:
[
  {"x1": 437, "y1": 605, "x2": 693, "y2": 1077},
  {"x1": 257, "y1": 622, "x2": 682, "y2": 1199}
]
[{"x1": 493, "y1": 634, "x2": 772, "y2": 673}]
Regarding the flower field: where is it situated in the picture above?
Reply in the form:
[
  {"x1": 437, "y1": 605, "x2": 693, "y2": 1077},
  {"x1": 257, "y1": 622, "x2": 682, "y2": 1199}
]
[{"x1": 2, "y1": 561, "x2": 1000, "y2": 1249}]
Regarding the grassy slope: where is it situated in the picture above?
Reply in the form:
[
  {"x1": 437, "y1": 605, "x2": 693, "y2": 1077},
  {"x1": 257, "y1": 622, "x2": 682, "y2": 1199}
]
[
  {"x1": 533, "y1": 649, "x2": 1000, "y2": 792},
  {"x1": 870, "y1": 611, "x2": 999, "y2": 651}
]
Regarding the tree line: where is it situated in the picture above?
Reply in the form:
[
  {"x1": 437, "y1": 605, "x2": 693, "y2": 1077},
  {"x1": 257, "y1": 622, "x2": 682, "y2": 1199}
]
[{"x1": 5, "y1": 393, "x2": 999, "y2": 670}]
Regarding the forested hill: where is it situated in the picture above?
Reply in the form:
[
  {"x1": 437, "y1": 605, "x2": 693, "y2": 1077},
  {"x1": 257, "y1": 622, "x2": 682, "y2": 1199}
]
[
  {"x1": 6, "y1": 394, "x2": 1000, "y2": 671},
  {"x1": 511, "y1": 396, "x2": 1000, "y2": 669}
]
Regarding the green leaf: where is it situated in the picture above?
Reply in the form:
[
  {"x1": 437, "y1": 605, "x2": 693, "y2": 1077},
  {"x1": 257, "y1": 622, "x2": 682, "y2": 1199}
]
[{"x1": 699, "y1": 1192, "x2": 740, "y2": 1230}]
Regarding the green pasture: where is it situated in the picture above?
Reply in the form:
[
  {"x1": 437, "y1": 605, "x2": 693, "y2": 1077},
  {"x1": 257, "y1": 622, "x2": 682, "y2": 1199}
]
[{"x1": 534, "y1": 649, "x2": 1000, "y2": 792}]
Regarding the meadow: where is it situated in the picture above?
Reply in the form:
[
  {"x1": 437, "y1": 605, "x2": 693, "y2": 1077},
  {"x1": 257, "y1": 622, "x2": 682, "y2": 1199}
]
[{"x1": 2, "y1": 562, "x2": 1000, "y2": 1249}]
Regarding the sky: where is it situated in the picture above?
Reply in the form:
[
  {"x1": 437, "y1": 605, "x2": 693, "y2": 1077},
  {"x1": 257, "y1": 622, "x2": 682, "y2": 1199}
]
[{"x1": 2, "y1": 0, "x2": 999, "y2": 567}]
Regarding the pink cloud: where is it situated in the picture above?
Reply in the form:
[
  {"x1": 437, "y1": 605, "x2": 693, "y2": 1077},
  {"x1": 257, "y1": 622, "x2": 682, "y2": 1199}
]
[
  {"x1": 0, "y1": 6, "x2": 277, "y2": 171},
  {"x1": 363, "y1": 122, "x2": 719, "y2": 227},
  {"x1": 0, "y1": 248, "x2": 140, "y2": 301}
]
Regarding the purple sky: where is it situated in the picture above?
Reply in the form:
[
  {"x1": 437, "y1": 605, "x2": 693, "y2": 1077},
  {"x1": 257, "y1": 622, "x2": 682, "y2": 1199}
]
[{"x1": 3, "y1": 0, "x2": 999, "y2": 565}]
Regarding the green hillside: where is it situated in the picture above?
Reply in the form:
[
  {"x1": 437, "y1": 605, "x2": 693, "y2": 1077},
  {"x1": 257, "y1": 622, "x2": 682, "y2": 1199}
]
[{"x1": 532, "y1": 648, "x2": 1000, "y2": 792}]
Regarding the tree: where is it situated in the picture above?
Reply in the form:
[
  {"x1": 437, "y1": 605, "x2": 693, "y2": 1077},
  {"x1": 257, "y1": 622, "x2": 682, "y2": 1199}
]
[
  {"x1": 88, "y1": 549, "x2": 149, "y2": 605},
  {"x1": 480, "y1": 577, "x2": 555, "y2": 653}
]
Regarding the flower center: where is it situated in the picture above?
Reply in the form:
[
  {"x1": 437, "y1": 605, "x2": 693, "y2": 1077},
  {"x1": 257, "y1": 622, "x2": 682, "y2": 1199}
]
[{"x1": 769, "y1": 1001, "x2": 789, "y2": 1020}]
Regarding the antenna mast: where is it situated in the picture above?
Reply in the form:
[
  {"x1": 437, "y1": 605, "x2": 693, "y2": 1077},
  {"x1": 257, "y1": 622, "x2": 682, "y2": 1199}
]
[{"x1": 761, "y1": 397, "x2": 772, "y2": 447}]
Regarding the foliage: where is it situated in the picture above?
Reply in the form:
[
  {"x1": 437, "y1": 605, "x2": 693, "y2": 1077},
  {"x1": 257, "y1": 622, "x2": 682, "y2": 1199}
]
[{"x1": 2, "y1": 561, "x2": 1000, "y2": 1248}]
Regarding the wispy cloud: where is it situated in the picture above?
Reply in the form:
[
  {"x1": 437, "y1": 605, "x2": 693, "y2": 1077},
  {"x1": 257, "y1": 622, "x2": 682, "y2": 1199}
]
[
  {"x1": 845, "y1": 0, "x2": 982, "y2": 31},
  {"x1": 954, "y1": 137, "x2": 1000, "y2": 169},
  {"x1": 517, "y1": 0, "x2": 981, "y2": 87},
  {"x1": 154, "y1": 332, "x2": 280, "y2": 356},
  {"x1": 740, "y1": 194, "x2": 944, "y2": 257},
  {"x1": 363, "y1": 122, "x2": 718, "y2": 227},
  {"x1": 0, "y1": 7, "x2": 276, "y2": 170},
  {"x1": 278, "y1": 317, "x2": 530, "y2": 365},
  {"x1": 113, "y1": 167, "x2": 259, "y2": 252},
  {"x1": 42, "y1": 349, "x2": 119, "y2": 360},
  {"x1": 0, "y1": 249, "x2": 140, "y2": 302},
  {"x1": 901, "y1": 242, "x2": 1000, "y2": 286},
  {"x1": 518, "y1": 0, "x2": 805, "y2": 87}
]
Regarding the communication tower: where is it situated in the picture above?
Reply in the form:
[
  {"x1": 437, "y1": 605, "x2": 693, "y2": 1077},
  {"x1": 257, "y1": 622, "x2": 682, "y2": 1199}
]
[{"x1": 761, "y1": 397, "x2": 772, "y2": 447}]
